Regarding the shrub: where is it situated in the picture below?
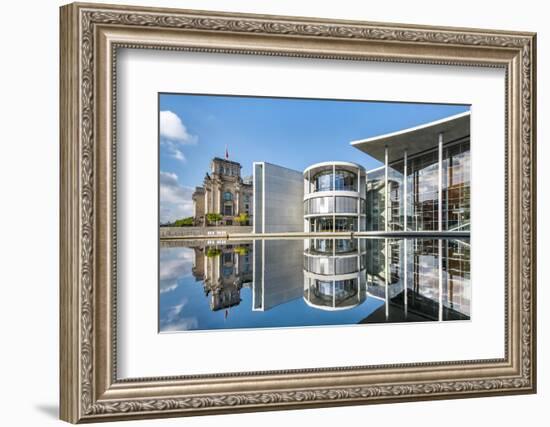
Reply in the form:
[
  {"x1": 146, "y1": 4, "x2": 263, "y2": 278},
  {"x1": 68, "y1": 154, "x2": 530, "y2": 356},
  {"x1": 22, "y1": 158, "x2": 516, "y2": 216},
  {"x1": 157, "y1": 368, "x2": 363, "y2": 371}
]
[
  {"x1": 234, "y1": 246, "x2": 249, "y2": 256},
  {"x1": 206, "y1": 247, "x2": 222, "y2": 257},
  {"x1": 205, "y1": 213, "x2": 222, "y2": 225},
  {"x1": 234, "y1": 213, "x2": 249, "y2": 225},
  {"x1": 173, "y1": 216, "x2": 194, "y2": 227}
]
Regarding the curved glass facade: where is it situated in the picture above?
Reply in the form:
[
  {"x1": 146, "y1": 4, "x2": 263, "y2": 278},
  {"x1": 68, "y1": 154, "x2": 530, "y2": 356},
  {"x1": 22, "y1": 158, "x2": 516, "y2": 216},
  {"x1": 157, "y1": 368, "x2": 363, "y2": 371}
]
[
  {"x1": 304, "y1": 163, "x2": 366, "y2": 232},
  {"x1": 303, "y1": 253, "x2": 362, "y2": 276},
  {"x1": 306, "y1": 278, "x2": 359, "y2": 309},
  {"x1": 311, "y1": 169, "x2": 357, "y2": 192},
  {"x1": 309, "y1": 238, "x2": 357, "y2": 254},
  {"x1": 304, "y1": 196, "x2": 365, "y2": 215},
  {"x1": 304, "y1": 196, "x2": 333, "y2": 215},
  {"x1": 308, "y1": 216, "x2": 359, "y2": 232}
]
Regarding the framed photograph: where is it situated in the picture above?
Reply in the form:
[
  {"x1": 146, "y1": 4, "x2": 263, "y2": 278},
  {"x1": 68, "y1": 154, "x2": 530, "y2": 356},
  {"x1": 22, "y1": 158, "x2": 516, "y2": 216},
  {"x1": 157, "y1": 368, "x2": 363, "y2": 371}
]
[{"x1": 60, "y1": 2, "x2": 537, "y2": 423}]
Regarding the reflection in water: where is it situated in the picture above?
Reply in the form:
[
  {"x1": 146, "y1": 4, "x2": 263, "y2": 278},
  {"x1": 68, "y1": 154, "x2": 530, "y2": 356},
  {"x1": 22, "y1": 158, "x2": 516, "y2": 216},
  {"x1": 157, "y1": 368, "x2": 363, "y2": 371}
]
[
  {"x1": 192, "y1": 244, "x2": 253, "y2": 311},
  {"x1": 159, "y1": 238, "x2": 470, "y2": 332},
  {"x1": 303, "y1": 239, "x2": 367, "y2": 311}
]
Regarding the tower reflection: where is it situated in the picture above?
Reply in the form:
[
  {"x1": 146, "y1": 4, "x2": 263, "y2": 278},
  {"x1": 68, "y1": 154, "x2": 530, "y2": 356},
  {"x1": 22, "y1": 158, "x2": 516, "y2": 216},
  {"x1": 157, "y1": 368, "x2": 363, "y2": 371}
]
[{"x1": 303, "y1": 238, "x2": 367, "y2": 311}]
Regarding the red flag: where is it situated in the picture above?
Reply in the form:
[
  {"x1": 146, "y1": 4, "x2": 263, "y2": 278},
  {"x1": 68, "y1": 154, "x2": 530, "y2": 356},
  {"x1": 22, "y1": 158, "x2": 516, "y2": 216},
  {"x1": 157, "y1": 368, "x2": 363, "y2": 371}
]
[{"x1": 225, "y1": 144, "x2": 229, "y2": 160}]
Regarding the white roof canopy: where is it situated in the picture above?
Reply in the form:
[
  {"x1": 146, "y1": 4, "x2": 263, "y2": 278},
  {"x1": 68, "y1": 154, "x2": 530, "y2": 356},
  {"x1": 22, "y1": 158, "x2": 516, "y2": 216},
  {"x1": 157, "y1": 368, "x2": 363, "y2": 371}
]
[{"x1": 350, "y1": 111, "x2": 470, "y2": 163}]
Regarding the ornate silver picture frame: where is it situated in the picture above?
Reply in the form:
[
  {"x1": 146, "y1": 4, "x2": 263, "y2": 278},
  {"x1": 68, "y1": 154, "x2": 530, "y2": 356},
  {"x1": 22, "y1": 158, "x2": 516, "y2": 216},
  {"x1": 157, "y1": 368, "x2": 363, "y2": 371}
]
[{"x1": 60, "y1": 2, "x2": 536, "y2": 423}]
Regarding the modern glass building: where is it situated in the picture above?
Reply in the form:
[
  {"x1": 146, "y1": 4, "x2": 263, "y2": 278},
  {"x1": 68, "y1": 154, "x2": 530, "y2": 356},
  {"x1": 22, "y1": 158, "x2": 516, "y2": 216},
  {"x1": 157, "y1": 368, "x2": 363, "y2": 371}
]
[
  {"x1": 303, "y1": 161, "x2": 366, "y2": 232},
  {"x1": 352, "y1": 111, "x2": 471, "y2": 321},
  {"x1": 352, "y1": 111, "x2": 470, "y2": 233},
  {"x1": 248, "y1": 112, "x2": 471, "y2": 319}
]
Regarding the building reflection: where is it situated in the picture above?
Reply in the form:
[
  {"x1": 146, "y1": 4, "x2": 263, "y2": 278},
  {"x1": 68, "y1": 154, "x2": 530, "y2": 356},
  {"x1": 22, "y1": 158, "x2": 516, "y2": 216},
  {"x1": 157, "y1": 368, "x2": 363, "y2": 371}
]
[
  {"x1": 252, "y1": 239, "x2": 304, "y2": 311},
  {"x1": 188, "y1": 237, "x2": 470, "y2": 321},
  {"x1": 303, "y1": 238, "x2": 367, "y2": 310},
  {"x1": 191, "y1": 242, "x2": 253, "y2": 311},
  {"x1": 363, "y1": 238, "x2": 470, "y2": 322}
]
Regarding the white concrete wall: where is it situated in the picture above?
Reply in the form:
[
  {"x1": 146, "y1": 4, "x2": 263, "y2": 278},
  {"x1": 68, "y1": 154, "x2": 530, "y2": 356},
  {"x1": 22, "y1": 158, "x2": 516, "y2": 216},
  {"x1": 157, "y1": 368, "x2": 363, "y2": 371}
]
[
  {"x1": 253, "y1": 163, "x2": 264, "y2": 233},
  {"x1": 254, "y1": 162, "x2": 304, "y2": 233}
]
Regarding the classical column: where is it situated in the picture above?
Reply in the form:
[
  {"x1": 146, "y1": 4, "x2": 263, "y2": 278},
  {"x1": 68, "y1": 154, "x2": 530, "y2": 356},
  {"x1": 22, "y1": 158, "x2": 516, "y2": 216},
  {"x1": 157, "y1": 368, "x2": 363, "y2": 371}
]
[
  {"x1": 218, "y1": 184, "x2": 223, "y2": 215},
  {"x1": 213, "y1": 184, "x2": 218, "y2": 213}
]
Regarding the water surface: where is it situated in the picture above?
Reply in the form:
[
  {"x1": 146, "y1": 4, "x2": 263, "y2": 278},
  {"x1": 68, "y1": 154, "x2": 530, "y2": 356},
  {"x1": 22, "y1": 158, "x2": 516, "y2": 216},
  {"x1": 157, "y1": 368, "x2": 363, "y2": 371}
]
[{"x1": 159, "y1": 238, "x2": 470, "y2": 332}]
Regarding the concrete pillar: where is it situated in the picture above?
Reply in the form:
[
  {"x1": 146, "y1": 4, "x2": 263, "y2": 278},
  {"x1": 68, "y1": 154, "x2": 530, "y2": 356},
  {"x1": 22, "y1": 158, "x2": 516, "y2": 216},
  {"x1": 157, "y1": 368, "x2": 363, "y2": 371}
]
[
  {"x1": 438, "y1": 133, "x2": 443, "y2": 232},
  {"x1": 404, "y1": 238, "x2": 408, "y2": 316},
  {"x1": 333, "y1": 164, "x2": 336, "y2": 232},
  {"x1": 404, "y1": 150, "x2": 408, "y2": 231},
  {"x1": 438, "y1": 238, "x2": 443, "y2": 321},
  {"x1": 385, "y1": 238, "x2": 389, "y2": 320},
  {"x1": 384, "y1": 146, "x2": 389, "y2": 232},
  {"x1": 357, "y1": 167, "x2": 361, "y2": 229}
]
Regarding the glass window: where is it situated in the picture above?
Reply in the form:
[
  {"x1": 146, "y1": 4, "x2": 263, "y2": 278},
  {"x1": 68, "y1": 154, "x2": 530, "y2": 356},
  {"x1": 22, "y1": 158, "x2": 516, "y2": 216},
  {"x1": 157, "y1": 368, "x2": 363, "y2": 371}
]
[
  {"x1": 334, "y1": 170, "x2": 357, "y2": 191},
  {"x1": 313, "y1": 171, "x2": 333, "y2": 192},
  {"x1": 335, "y1": 196, "x2": 357, "y2": 213},
  {"x1": 366, "y1": 168, "x2": 385, "y2": 231},
  {"x1": 310, "y1": 217, "x2": 334, "y2": 232},
  {"x1": 334, "y1": 217, "x2": 357, "y2": 231},
  {"x1": 443, "y1": 140, "x2": 470, "y2": 231},
  {"x1": 223, "y1": 191, "x2": 233, "y2": 201},
  {"x1": 308, "y1": 197, "x2": 334, "y2": 214},
  {"x1": 408, "y1": 150, "x2": 438, "y2": 231},
  {"x1": 442, "y1": 239, "x2": 471, "y2": 318}
]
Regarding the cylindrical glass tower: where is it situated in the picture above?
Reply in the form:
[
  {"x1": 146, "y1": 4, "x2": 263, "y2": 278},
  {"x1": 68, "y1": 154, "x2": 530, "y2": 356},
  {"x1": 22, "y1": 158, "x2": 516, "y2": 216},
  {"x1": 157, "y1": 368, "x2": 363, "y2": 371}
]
[{"x1": 303, "y1": 161, "x2": 366, "y2": 232}]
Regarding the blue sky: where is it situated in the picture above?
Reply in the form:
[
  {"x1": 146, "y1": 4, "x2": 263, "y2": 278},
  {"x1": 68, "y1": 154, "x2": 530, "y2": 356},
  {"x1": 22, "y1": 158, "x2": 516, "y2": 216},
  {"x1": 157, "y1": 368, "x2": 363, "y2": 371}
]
[{"x1": 159, "y1": 93, "x2": 469, "y2": 223}]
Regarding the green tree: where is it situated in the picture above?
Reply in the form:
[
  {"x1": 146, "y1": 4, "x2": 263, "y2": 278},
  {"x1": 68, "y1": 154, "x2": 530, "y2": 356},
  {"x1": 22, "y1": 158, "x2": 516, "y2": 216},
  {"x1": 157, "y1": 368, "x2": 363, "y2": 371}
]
[
  {"x1": 234, "y1": 246, "x2": 249, "y2": 256},
  {"x1": 173, "y1": 216, "x2": 194, "y2": 227},
  {"x1": 205, "y1": 212, "x2": 222, "y2": 225},
  {"x1": 206, "y1": 247, "x2": 222, "y2": 258},
  {"x1": 234, "y1": 212, "x2": 249, "y2": 226}
]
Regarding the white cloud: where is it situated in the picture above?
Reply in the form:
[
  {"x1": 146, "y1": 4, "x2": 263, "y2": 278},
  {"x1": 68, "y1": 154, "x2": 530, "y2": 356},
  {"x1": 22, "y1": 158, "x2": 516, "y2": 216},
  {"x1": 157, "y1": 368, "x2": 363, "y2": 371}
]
[
  {"x1": 160, "y1": 297, "x2": 199, "y2": 332},
  {"x1": 160, "y1": 111, "x2": 193, "y2": 142},
  {"x1": 162, "y1": 317, "x2": 199, "y2": 332},
  {"x1": 159, "y1": 247, "x2": 194, "y2": 293},
  {"x1": 160, "y1": 110, "x2": 197, "y2": 162},
  {"x1": 159, "y1": 171, "x2": 194, "y2": 223}
]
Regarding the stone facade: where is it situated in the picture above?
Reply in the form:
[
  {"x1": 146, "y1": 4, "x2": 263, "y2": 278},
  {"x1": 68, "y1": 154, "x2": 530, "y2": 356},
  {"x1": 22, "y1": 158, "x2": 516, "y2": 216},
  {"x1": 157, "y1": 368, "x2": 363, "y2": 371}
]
[{"x1": 192, "y1": 157, "x2": 253, "y2": 226}]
